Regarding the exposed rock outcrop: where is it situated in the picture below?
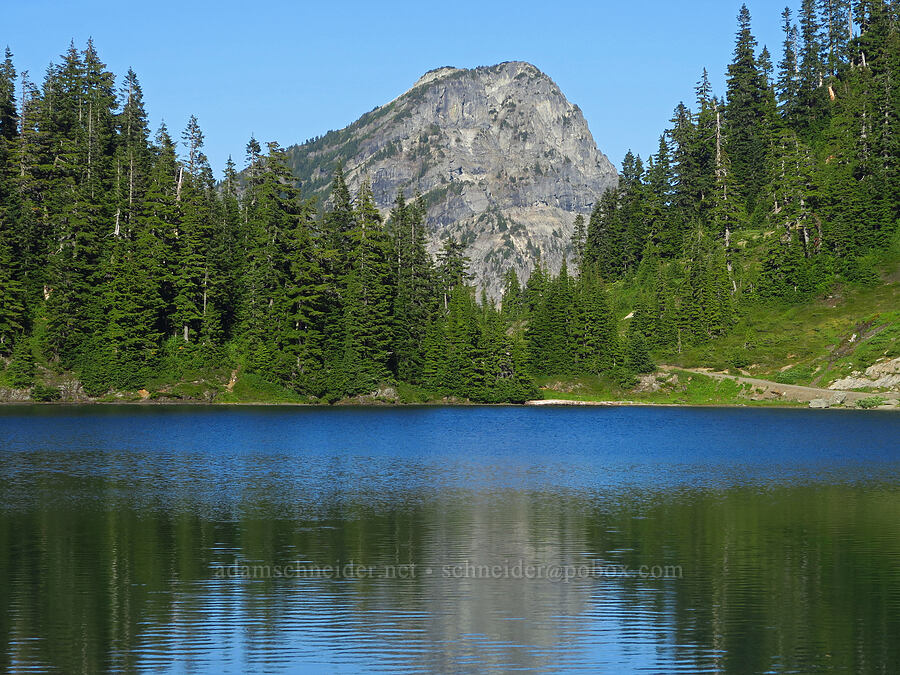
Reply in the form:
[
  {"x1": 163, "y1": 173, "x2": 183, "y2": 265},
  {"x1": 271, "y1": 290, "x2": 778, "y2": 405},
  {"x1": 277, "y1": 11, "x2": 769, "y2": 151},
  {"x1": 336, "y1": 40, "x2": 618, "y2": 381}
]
[
  {"x1": 0, "y1": 388, "x2": 30, "y2": 402},
  {"x1": 829, "y1": 357, "x2": 900, "y2": 391},
  {"x1": 284, "y1": 61, "x2": 618, "y2": 296}
]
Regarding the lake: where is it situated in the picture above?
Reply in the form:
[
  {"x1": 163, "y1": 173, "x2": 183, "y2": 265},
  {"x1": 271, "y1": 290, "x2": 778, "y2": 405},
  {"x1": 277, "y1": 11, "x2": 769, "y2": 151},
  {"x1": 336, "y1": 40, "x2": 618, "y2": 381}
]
[{"x1": 1, "y1": 405, "x2": 899, "y2": 673}]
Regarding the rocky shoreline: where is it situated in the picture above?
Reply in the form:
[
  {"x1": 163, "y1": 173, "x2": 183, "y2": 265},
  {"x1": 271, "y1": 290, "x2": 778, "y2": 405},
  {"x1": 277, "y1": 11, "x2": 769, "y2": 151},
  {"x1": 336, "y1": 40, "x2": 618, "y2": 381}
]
[{"x1": 2, "y1": 396, "x2": 897, "y2": 410}]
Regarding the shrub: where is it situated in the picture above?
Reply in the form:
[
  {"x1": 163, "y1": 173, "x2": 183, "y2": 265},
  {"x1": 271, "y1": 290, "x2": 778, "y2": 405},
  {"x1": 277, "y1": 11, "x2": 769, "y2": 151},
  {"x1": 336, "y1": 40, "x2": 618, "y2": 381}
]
[
  {"x1": 609, "y1": 366, "x2": 638, "y2": 389},
  {"x1": 625, "y1": 333, "x2": 655, "y2": 374},
  {"x1": 31, "y1": 383, "x2": 62, "y2": 402},
  {"x1": 77, "y1": 352, "x2": 112, "y2": 397},
  {"x1": 857, "y1": 396, "x2": 886, "y2": 409},
  {"x1": 7, "y1": 340, "x2": 35, "y2": 387},
  {"x1": 727, "y1": 348, "x2": 751, "y2": 370},
  {"x1": 774, "y1": 365, "x2": 815, "y2": 385}
]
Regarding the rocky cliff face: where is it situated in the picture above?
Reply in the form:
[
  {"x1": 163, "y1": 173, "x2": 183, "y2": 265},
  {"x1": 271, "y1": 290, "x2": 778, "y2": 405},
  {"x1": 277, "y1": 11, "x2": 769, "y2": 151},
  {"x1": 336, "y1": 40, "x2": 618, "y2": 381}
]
[{"x1": 286, "y1": 61, "x2": 618, "y2": 296}]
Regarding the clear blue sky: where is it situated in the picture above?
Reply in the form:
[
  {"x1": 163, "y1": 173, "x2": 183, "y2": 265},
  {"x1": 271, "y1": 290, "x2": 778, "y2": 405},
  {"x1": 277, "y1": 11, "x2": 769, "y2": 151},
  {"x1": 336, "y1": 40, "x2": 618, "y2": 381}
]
[{"x1": 5, "y1": 0, "x2": 790, "y2": 177}]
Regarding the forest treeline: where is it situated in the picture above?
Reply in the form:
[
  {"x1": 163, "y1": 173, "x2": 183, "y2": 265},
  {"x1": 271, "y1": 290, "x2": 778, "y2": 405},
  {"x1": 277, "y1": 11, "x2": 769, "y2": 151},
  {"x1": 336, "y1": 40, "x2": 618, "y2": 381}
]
[{"x1": 0, "y1": 1, "x2": 898, "y2": 402}]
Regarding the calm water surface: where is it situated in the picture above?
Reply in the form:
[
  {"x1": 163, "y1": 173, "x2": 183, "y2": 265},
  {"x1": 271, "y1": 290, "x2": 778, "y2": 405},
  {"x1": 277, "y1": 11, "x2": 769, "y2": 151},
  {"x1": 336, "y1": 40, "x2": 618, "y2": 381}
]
[{"x1": 1, "y1": 405, "x2": 899, "y2": 673}]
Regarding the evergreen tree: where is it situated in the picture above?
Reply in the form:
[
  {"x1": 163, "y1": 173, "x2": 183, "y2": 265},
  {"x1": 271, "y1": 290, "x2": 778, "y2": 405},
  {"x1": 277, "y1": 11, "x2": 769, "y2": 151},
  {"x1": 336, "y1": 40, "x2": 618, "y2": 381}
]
[
  {"x1": 711, "y1": 100, "x2": 746, "y2": 243},
  {"x1": 818, "y1": 0, "x2": 852, "y2": 78},
  {"x1": 646, "y1": 135, "x2": 674, "y2": 254},
  {"x1": 0, "y1": 224, "x2": 24, "y2": 352},
  {"x1": 12, "y1": 70, "x2": 45, "y2": 299},
  {"x1": 0, "y1": 48, "x2": 17, "y2": 145},
  {"x1": 0, "y1": 47, "x2": 24, "y2": 353},
  {"x1": 436, "y1": 237, "x2": 471, "y2": 308},
  {"x1": 583, "y1": 188, "x2": 623, "y2": 278},
  {"x1": 649, "y1": 262, "x2": 678, "y2": 350},
  {"x1": 320, "y1": 165, "x2": 355, "y2": 382},
  {"x1": 281, "y1": 193, "x2": 326, "y2": 393},
  {"x1": 500, "y1": 268, "x2": 524, "y2": 322},
  {"x1": 390, "y1": 191, "x2": 434, "y2": 383},
  {"x1": 424, "y1": 285, "x2": 479, "y2": 398},
  {"x1": 619, "y1": 150, "x2": 649, "y2": 271},
  {"x1": 139, "y1": 124, "x2": 180, "y2": 338},
  {"x1": 667, "y1": 101, "x2": 707, "y2": 237},
  {"x1": 571, "y1": 213, "x2": 586, "y2": 270},
  {"x1": 0, "y1": 34, "x2": 896, "y2": 405},
  {"x1": 99, "y1": 234, "x2": 163, "y2": 389},
  {"x1": 207, "y1": 156, "x2": 244, "y2": 341},
  {"x1": 796, "y1": 0, "x2": 828, "y2": 130},
  {"x1": 114, "y1": 68, "x2": 150, "y2": 239},
  {"x1": 171, "y1": 115, "x2": 212, "y2": 344},
  {"x1": 240, "y1": 142, "x2": 325, "y2": 389},
  {"x1": 778, "y1": 7, "x2": 802, "y2": 116},
  {"x1": 338, "y1": 181, "x2": 394, "y2": 393},
  {"x1": 7, "y1": 337, "x2": 34, "y2": 387},
  {"x1": 42, "y1": 43, "x2": 117, "y2": 367},
  {"x1": 534, "y1": 261, "x2": 574, "y2": 374},
  {"x1": 692, "y1": 71, "x2": 719, "y2": 219},
  {"x1": 474, "y1": 303, "x2": 537, "y2": 403},
  {"x1": 799, "y1": 0, "x2": 825, "y2": 88},
  {"x1": 570, "y1": 271, "x2": 619, "y2": 373},
  {"x1": 625, "y1": 332, "x2": 655, "y2": 374},
  {"x1": 725, "y1": 5, "x2": 770, "y2": 211}
]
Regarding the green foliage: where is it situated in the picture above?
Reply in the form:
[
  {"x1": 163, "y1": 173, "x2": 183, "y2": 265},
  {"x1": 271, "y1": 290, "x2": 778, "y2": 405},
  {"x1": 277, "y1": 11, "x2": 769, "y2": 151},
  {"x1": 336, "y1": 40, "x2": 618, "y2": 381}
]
[
  {"x1": 581, "y1": 0, "x2": 900, "y2": 323},
  {"x1": 857, "y1": 396, "x2": 886, "y2": 409},
  {"x1": 725, "y1": 5, "x2": 772, "y2": 211},
  {"x1": 537, "y1": 370, "x2": 786, "y2": 407},
  {"x1": 774, "y1": 364, "x2": 816, "y2": 385},
  {"x1": 727, "y1": 347, "x2": 752, "y2": 370},
  {"x1": 625, "y1": 333, "x2": 655, "y2": 374},
  {"x1": 610, "y1": 366, "x2": 639, "y2": 389},
  {"x1": 851, "y1": 318, "x2": 900, "y2": 367},
  {"x1": 30, "y1": 382, "x2": 61, "y2": 401},
  {"x1": 664, "y1": 260, "x2": 899, "y2": 391},
  {"x1": 334, "y1": 182, "x2": 395, "y2": 395},
  {"x1": 389, "y1": 192, "x2": 435, "y2": 384},
  {"x1": 7, "y1": 338, "x2": 35, "y2": 387},
  {"x1": 0, "y1": 28, "x2": 897, "y2": 407},
  {"x1": 394, "y1": 381, "x2": 433, "y2": 404},
  {"x1": 218, "y1": 373, "x2": 303, "y2": 404}
]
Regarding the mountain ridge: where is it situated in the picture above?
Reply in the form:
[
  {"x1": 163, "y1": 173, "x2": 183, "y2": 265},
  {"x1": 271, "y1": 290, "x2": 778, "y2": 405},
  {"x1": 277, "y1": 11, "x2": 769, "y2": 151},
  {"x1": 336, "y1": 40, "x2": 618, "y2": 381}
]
[{"x1": 283, "y1": 61, "x2": 618, "y2": 296}]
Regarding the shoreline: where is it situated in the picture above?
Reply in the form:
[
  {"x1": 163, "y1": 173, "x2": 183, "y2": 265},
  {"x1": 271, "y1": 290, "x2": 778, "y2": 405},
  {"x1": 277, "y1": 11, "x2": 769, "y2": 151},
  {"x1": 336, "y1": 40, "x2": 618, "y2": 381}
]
[
  {"x1": 4, "y1": 366, "x2": 897, "y2": 411},
  {"x1": 1, "y1": 398, "x2": 897, "y2": 411}
]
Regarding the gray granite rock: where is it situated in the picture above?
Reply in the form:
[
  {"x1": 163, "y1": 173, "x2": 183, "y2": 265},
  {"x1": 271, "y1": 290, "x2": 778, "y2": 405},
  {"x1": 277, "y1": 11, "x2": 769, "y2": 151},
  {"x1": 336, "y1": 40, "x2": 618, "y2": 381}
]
[{"x1": 283, "y1": 62, "x2": 618, "y2": 297}]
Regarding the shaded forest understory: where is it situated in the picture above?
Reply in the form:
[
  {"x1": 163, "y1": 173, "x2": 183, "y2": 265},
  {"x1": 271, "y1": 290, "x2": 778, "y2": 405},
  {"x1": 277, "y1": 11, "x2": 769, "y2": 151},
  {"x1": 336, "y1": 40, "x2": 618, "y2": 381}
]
[{"x1": 1, "y1": 1, "x2": 899, "y2": 404}]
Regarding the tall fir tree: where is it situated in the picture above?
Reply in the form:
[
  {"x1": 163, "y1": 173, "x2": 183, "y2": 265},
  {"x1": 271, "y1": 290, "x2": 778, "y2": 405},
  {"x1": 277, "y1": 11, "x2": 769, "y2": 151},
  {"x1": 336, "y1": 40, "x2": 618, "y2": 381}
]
[
  {"x1": 338, "y1": 181, "x2": 395, "y2": 393},
  {"x1": 0, "y1": 47, "x2": 25, "y2": 352},
  {"x1": 778, "y1": 7, "x2": 802, "y2": 116},
  {"x1": 390, "y1": 191, "x2": 435, "y2": 383},
  {"x1": 725, "y1": 5, "x2": 770, "y2": 212}
]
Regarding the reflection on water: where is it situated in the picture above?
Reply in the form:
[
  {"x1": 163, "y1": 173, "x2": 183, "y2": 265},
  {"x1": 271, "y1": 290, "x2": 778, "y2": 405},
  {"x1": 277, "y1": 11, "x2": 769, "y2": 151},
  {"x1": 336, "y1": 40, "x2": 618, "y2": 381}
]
[{"x1": 1, "y1": 406, "x2": 899, "y2": 673}]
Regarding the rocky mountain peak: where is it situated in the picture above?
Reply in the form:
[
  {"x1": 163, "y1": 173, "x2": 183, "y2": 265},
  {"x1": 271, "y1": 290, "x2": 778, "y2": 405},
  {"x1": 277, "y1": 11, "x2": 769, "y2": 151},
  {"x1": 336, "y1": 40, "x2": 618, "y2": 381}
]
[
  {"x1": 411, "y1": 66, "x2": 464, "y2": 90},
  {"x1": 285, "y1": 61, "x2": 618, "y2": 297}
]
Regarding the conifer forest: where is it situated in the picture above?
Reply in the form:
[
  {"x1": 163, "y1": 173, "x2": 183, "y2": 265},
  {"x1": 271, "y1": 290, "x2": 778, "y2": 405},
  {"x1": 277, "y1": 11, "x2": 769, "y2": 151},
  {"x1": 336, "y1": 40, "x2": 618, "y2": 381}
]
[{"x1": 0, "y1": 1, "x2": 898, "y2": 403}]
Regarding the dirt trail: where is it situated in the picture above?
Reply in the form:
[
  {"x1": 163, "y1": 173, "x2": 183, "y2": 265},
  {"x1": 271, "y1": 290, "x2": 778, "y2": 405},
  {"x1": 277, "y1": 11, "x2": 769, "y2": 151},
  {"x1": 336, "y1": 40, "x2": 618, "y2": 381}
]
[{"x1": 661, "y1": 366, "x2": 899, "y2": 406}]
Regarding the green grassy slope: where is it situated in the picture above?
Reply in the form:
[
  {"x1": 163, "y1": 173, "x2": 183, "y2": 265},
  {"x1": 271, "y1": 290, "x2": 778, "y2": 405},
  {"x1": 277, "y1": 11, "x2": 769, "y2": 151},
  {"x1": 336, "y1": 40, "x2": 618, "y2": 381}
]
[
  {"x1": 537, "y1": 242, "x2": 899, "y2": 405},
  {"x1": 665, "y1": 257, "x2": 899, "y2": 389}
]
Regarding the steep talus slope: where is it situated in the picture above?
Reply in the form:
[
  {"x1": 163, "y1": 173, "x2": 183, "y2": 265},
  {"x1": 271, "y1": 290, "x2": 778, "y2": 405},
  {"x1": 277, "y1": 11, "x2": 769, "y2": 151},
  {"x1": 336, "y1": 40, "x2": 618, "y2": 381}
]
[{"x1": 285, "y1": 61, "x2": 618, "y2": 296}]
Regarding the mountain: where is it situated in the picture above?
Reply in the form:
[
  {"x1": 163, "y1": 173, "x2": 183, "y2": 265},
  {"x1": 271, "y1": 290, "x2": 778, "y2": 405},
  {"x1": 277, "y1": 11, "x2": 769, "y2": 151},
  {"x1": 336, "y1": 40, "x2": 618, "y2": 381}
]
[{"x1": 284, "y1": 61, "x2": 618, "y2": 296}]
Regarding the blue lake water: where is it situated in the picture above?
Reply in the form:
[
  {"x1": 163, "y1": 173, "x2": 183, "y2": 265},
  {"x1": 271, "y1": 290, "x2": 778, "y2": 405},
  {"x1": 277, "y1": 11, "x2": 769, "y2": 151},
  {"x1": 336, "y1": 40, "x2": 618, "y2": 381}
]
[{"x1": 1, "y1": 405, "x2": 899, "y2": 673}]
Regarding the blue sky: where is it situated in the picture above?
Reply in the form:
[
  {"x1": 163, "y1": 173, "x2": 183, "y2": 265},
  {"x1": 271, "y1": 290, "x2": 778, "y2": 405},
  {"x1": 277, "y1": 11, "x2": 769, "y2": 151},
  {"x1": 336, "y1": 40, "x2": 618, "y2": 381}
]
[{"x1": 5, "y1": 1, "x2": 790, "y2": 177}]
